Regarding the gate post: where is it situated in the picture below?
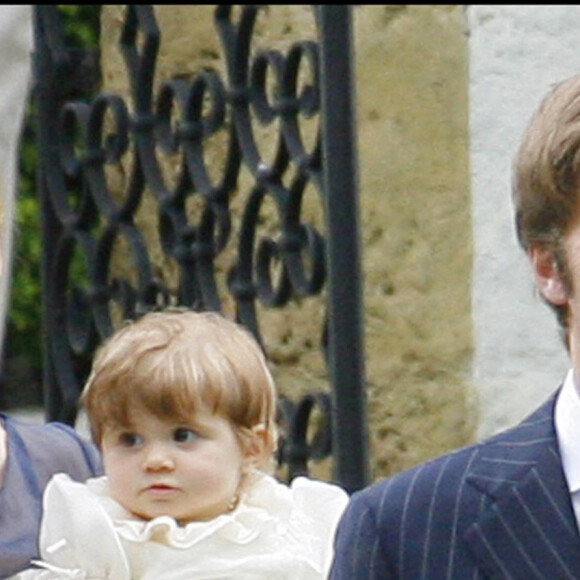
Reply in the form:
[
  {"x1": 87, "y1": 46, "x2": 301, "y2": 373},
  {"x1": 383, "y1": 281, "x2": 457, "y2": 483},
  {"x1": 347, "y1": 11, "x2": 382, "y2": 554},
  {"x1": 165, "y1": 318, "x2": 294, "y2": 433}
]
[{"x1": 319, "y1": 5, "x2": 369, "y2": 492}]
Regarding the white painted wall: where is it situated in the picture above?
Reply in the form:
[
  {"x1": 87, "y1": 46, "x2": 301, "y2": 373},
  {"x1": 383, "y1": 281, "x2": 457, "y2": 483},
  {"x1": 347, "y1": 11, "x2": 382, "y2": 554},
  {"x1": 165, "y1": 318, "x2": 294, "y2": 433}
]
[{"x1": 468, "y1": 5, "x2": 580, "y2": 437}]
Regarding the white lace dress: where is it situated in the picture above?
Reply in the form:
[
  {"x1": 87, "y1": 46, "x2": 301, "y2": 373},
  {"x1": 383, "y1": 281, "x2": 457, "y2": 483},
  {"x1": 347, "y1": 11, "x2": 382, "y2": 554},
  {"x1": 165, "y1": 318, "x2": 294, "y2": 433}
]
[{"x1": 12, "y1": 471, "x2": 349, "y2": 580}]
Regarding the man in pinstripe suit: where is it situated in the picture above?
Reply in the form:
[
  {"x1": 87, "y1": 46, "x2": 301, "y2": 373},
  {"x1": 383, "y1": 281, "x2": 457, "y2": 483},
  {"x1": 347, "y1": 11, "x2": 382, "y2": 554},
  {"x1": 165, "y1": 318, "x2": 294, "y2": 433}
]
[{"x1": 330, "y1": 74, "x2": 580, "y2": 579}]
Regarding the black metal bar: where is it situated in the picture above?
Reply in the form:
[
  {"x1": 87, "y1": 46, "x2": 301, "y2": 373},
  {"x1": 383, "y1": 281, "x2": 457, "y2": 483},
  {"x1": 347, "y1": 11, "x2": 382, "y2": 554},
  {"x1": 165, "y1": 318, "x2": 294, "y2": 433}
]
[
  {"x1": 318, "y1": 5, "x2": 369, "y2": 492},
  {"x1": 32, "y1": 6, "x2": 102, "y2": 423},
  {"x1": 32, "y1": 6, "x2": 67, "y2": 422}
]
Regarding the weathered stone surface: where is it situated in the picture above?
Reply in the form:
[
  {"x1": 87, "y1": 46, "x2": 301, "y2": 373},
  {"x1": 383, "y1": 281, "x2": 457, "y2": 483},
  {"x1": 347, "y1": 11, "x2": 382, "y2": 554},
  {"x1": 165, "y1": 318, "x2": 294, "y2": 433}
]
[{"x1": 353, "y1": 5, "x2": 473, "y2": 477}]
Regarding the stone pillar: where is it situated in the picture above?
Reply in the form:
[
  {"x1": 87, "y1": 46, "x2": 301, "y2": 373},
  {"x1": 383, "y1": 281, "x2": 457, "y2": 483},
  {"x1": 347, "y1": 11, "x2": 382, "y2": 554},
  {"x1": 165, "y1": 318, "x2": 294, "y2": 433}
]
[{"x1": 354, "y1": 6, "x2": 472, "y2": 476}]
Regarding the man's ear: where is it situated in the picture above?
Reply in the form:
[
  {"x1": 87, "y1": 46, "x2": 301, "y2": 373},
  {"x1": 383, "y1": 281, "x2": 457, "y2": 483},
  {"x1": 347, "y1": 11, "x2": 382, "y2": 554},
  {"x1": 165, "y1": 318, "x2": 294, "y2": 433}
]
[{"x1": 529, "y1": 245, "x2": 568, "y2": 306}]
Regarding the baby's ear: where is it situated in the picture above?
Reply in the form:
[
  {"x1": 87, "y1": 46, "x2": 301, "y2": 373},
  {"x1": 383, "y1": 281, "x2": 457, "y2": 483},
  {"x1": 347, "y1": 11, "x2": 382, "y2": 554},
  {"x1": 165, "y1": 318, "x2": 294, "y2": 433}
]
[{"x1": 242, "y1": 423, "x2": 269, "y2": 471}]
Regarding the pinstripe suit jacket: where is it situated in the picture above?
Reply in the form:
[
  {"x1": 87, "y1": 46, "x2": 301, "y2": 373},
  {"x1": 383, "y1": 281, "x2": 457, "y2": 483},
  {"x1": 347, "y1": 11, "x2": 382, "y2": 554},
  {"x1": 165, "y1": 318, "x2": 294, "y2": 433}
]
[{"x1": 329, "y1": 393, "x2": 580, "y2": 579}]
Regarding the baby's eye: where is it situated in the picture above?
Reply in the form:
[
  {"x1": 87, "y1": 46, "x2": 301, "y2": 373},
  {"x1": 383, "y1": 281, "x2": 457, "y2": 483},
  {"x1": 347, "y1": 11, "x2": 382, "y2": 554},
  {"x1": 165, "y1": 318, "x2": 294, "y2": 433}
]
[
  {"x1": 173, "y1": 428, "x2": 199, "y2": 443},
  {"x1": 119, "y1": 432, "x2": 143, "y2": 447}
]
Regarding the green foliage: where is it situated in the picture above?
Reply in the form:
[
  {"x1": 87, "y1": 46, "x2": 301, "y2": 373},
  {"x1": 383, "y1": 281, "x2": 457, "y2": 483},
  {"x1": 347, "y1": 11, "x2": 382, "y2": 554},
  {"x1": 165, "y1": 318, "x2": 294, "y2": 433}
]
[
  {"x1": 59, "y1": 5, "x2": 100, "y2": 48},
  {"x1": 4, "y1": 6, "x2": 100, "y2": 405},
  {"x1": 9, "y1": 117, "x2": 41, "y2": 351}
]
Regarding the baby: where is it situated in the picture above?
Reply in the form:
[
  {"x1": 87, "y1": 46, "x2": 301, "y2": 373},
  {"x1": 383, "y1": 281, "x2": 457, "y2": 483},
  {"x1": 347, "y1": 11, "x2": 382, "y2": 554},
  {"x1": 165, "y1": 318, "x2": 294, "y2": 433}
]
[{"x1": 14, "y1": 310, "x2": 348, "y2": 580}]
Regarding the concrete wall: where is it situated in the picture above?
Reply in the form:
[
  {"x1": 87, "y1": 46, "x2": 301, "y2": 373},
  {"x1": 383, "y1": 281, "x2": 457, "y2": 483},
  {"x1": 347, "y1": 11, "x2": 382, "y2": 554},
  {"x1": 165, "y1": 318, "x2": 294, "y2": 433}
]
[{"x1": 469, "y1": 5, "x2": 580, "y2": 438}]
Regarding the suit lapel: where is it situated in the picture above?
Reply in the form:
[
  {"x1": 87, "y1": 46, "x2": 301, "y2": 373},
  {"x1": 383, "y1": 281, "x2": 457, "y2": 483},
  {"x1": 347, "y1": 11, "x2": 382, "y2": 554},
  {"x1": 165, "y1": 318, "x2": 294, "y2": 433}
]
[{"x1": 464, "y1": 397, "x2": 580, "y2": 580}]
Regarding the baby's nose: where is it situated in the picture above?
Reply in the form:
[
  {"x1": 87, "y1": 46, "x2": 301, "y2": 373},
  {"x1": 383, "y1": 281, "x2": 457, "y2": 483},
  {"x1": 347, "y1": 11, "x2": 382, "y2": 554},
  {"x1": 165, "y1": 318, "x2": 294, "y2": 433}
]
[{"x1": 143, "y1": 444, "x2": 174, "y2": 471}]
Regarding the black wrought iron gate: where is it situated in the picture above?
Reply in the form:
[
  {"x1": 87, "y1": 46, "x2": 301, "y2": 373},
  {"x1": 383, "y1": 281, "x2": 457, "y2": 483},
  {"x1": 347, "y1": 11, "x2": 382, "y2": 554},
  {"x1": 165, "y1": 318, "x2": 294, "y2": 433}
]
[{"x1": 32, "y1": 5, "x2": 368, "y2": 493}]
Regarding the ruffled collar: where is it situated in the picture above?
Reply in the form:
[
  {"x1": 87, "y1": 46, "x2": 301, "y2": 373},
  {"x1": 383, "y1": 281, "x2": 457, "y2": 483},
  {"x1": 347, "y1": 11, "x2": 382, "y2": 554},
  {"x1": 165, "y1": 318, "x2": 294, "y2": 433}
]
[{"x1": 87, "y1": 471, "x2": 307, "y2": 549}]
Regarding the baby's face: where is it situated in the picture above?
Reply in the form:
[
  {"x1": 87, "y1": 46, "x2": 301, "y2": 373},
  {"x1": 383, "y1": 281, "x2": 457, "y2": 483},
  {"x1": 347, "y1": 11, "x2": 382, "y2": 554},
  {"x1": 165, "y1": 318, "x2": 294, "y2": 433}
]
[{"x1": 101, "y1": 408, "x2": 247, "y2": 523}]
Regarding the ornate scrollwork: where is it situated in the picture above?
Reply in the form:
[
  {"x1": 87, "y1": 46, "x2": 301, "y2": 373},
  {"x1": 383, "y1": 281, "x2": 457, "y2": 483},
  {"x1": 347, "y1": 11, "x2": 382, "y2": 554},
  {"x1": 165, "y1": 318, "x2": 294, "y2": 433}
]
[{"x1": 34, "y1": 5, "x2": 367, "y2": 487}]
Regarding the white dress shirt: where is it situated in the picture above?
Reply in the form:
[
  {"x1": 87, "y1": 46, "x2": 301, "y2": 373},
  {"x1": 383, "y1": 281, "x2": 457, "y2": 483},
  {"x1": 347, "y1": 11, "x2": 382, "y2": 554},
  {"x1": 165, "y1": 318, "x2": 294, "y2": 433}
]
[{"x1": 555, "y1": 368, "x2": 580, "y2": 530}]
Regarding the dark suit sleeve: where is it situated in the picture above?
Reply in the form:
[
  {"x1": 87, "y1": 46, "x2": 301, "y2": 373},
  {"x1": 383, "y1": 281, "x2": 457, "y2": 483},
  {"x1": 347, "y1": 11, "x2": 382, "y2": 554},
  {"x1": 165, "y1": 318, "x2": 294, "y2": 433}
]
[{"x1": 329, "y1": 493, "x2": 393, "y2": 580}]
